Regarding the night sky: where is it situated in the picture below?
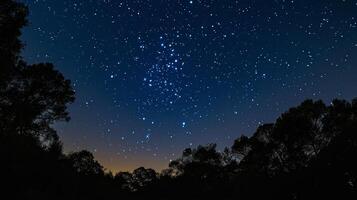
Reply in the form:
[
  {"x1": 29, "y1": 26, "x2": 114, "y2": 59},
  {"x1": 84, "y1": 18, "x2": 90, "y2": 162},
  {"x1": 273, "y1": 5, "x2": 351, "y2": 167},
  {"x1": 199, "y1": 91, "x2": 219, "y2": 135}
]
[{"x1": 20, "y1": 0, "x2": 357, "y2": 172}]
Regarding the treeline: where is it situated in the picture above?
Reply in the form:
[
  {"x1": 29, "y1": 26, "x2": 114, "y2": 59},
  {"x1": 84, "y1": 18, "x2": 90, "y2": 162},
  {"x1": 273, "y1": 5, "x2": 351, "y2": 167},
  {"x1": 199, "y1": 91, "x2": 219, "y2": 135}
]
[{"x1": 1, "y1": 1, "x2": 357, "y2": 199}]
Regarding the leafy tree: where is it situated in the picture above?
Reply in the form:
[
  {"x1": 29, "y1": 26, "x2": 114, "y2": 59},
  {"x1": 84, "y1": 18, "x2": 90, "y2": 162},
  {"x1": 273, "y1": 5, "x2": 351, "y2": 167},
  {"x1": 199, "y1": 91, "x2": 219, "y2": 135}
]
[
  {"x1": 0, "y1": 0, "x2": 28, "y2": 80},
  {"x1": 305, "y1": 99, "x2": 357, "y2": 198},
  {"x1": 132, "y1": 167, "x2": 158, "y2": 189},
  {"x1": 0, "y1": 2, "x2": 76, "y2": 199},
  {"x1": 169, "y1": 144, "x2": 223, "y2": 177},
  {"x1": 67, "y1": 150, "x2": 104, "y2": 176},
  {"x1": 236, "y1": 100, "x2": 330, "y2": 176},
  {"x1": 231, "y1": 135, "x2": 251, "y2": 160},
  {"x1": 0, "y1": 0, "x2": 74, "y2": 149},
  {"x1": 230, "y1": 99, "x2": 357, "y2": 199},
  {"x1": 115, "y1": 171, "x2": 134, "y2": 191}
]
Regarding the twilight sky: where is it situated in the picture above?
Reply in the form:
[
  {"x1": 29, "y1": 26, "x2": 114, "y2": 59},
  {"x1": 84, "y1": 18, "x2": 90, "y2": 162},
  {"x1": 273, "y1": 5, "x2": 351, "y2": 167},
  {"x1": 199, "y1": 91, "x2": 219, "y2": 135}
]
[{"x1": 20, "y1": 0, "x2": 357, "y2": 172}]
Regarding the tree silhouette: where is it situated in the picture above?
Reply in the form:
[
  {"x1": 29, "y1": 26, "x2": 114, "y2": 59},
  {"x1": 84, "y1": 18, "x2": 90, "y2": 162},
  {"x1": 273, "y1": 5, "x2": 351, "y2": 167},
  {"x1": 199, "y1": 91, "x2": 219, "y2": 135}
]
[
  {"x1": 67, "y1": 150, "x2": 104, "y2": 176},
  {"x1": 229, "y1": 99, "x2": 357, "y2": 199},
  {"x1": 114, "y1": 171, "x2": 134, "y2": 191},
  {"x1": 0, "y1": 1, "x2": 74, "y2": 149},
  {"x1": 168, "y1": 144, "x2": 224, "y2": 177},
  {"x1": 0, "y1": 0, "x2": 28, "y2": 80},
  {"x1": 0, "y1": 1, "x2": 76, "y2": 199}
]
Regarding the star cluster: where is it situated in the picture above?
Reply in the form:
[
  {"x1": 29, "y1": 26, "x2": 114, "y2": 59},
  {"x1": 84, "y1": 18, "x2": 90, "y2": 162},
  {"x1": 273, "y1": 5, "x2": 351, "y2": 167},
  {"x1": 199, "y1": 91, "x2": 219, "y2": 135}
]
[{"x1": 21, "y1": 0, "x2": 357, "y2": 171}]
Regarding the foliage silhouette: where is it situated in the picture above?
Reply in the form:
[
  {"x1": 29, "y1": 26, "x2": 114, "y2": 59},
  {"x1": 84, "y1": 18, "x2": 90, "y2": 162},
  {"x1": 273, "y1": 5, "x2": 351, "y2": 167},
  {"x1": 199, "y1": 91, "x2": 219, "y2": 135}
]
[
  {"x1": 67, "y1": 150, "x2": 104, "y2": 176},
  {"x1": 0, "y1": 0, "x2": 28, "y2": 80},
  {"x1": 1, "y1": 1, "x2": 357, "y2": 199}
]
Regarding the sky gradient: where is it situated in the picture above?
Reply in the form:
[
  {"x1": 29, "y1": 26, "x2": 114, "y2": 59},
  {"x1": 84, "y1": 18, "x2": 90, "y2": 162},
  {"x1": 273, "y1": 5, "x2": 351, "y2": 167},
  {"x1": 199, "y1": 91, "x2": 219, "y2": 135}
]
[{"x1": 20, "y1": 0, "x2": 357, "y2": 172}]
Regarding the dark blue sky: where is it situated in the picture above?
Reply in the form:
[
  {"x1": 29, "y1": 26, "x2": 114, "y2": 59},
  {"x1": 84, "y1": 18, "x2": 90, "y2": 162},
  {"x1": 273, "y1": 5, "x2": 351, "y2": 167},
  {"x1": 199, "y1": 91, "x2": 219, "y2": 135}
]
[{"x1": 20, "y1": 0, "x2": 357, "y2": 172}]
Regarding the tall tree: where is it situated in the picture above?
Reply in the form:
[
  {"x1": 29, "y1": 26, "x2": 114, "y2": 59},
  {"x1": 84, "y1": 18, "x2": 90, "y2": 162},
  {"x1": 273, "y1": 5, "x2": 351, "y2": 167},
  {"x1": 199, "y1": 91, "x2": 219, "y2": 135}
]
[
  {"x1": 0, "y1": 0, "x2": 75, "y2": 148},
  {"x1": 0, "y1": 0, "x2": 28, "y2": 80}
]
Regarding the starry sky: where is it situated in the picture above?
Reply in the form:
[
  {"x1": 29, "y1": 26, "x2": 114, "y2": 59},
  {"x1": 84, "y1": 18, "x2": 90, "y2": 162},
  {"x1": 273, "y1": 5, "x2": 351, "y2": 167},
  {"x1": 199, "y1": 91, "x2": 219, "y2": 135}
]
[{"x1": 20, "y1": 0, "x2": 357, "y2": 172}]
